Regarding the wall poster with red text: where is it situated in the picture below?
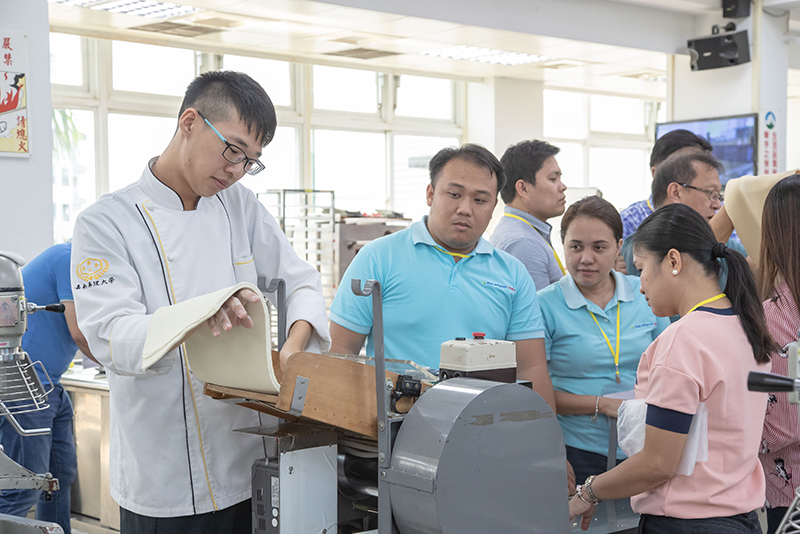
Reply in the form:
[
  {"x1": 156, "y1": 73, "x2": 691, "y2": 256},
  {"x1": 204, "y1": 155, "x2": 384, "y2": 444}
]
[{"x1": 0, "y1": 31, "x2": 28, "y2": 157}]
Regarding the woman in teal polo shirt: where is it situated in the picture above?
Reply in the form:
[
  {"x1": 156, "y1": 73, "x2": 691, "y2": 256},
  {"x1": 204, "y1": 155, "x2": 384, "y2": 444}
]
[{"x1": 538, "y1": 196, "x2": 669, "y2": 484}]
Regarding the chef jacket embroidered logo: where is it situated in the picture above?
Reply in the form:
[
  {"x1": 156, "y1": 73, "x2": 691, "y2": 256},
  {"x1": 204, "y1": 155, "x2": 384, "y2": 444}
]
[
  {"x1": 76, "y1": 258, "x2": 109, "y2": 281},
  {"x1": 482, "y1": 281, "x2": 516, "y2": 292}
]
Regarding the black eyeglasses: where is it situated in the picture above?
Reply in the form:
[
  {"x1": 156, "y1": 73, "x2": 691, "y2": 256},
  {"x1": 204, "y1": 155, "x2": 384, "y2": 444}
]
[
  {"x1": 678, "y1": 183, "x2": 724, "y2": 203},
  {"x1": 196, "y1": 110, "x2": 265, "y2": 175}
]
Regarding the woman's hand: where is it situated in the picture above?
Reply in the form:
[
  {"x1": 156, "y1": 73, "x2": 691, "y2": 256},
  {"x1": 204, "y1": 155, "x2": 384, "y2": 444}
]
[
  {"x1": 568, "y1": 492, "x2": 598, "y2": 531},
  {"x1": 599, "y1": 397, "x2": 624, "y2": 418}
]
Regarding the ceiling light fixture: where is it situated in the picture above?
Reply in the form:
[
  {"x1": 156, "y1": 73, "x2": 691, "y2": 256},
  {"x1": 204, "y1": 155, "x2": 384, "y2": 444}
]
[
  {"x1": 421, "y1": 45, "x2": 551, "y2": 66},
  {"x1": 89, "y1": 0, "x2": 202, "y2": 18},
  {"x1": 48, "y1": 0, "x2": 111, "y2": 6}
]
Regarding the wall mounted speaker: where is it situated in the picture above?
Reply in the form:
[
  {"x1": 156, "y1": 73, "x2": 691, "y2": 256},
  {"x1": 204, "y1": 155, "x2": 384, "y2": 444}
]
[
  {"x1": 722, "y1": 0, "x2": 750, "y2": 18},
  {"x1": 687, "y1": 30, "x2": 750, "y2": 71}
]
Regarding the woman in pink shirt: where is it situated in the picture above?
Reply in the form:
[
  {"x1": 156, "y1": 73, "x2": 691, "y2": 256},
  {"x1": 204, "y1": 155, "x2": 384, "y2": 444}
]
[
  {"x1": 569, "y1": 203, "x2": 776, "y2": 533},
  {"x1": 758, "y1": 175, "x2": 800, "y2": 534}
]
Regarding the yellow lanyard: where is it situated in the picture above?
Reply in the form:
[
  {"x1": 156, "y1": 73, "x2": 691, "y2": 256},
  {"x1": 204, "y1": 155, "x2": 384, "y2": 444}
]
[
  {"x1": 503, "y1": 213, "x2": 567, "y2": 274},
  {"x1": 433, "y1": 245, "x2": 471, "y2": 259},
  {"x1": 687, "y1": 293, "x2": 727, "y2": 314},
  {"x1": 646, "y1": 199, "x2": 654, "y2": 212},
  {"x1": 588, "y1": 304, "x2": 621, "y2": 383}
]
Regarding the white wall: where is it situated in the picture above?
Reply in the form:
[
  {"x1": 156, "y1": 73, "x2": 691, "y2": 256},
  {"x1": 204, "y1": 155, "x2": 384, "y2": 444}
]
[
  {"x1": 787, "y1": 96, "x2": 800, "y2": 170},
  {"x1": 0, "y1": 0, "x2": 52, "y2": 262},
  {"x1": 314, "y1": 0, "x2": 697, "y2": 55},
  {"x1": 465, "y1": 77, "x2": 544, "y2": 235}
]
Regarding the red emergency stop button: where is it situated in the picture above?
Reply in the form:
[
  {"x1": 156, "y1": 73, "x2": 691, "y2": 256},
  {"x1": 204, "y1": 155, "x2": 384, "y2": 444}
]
[{"x1": 472, "y1": 332, "x2": 485, "y2": 339}]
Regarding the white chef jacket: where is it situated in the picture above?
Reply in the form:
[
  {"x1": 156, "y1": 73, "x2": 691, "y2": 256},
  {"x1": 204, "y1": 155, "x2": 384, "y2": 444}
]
[{"x1": 71, "y1": 159, "x2": 331, "y2": 517}]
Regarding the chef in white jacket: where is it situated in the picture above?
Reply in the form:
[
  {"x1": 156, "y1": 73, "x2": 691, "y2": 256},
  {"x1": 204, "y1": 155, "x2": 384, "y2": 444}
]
[{"x1": 71, "y1": 71, "x2": 330, "y2": 534}]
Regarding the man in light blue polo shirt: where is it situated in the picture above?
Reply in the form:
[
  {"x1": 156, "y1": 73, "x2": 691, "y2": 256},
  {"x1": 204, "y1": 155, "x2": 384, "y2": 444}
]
[
  {"x1": 490, "y1": 139, "x2": 567, "y2": 291},
  {"x1": 329, "y1": 143, "x2": 556, "y2": 412}
]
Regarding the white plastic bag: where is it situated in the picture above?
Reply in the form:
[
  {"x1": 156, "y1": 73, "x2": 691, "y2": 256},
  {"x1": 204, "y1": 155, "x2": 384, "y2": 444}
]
[{"x1": 617, "y1": 399, "x2": 708, "y2": 476}]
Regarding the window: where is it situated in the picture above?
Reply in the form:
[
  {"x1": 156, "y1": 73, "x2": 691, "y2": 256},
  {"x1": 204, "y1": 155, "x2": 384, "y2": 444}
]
[
  {"x1": 112, "y1": 41, "x2": 195, "y2": 95},
  {"x1": 49, "y1": 33, "x2": 83, "y2": 86},
  {"x1": 543, "y1": 89, "x2": 659, "y2": 210},
  {"x1": 107, "y1": 113, "x2": 176, "y2": 192},
  {"x1": 51, "y1": 34, "x2": 464, "y2": 255},
  {"x1": 239, "y1": 126, "x2": 299, "y2": 194},
  {"x1": 553, "y1": 142, "x2": 584, "y2": 188},
  {"x1": 395, "y1": 75, "x2": 453, "y2": 120},
  {"x1": 222, "y1": 55, "x2": 292, "y2": 108},
  {"x1": 312, "y1": 130, "x2": 386, "y2": 212},
  {"x1": 588, "y1": 148, "x2": 651, "y2": 210},
  {"x1": 313, "y1": 65, "x2": 379, "y2": 113},
  {"x1": 392, "y1": 134, "x2": 459, "y2": 221},
  {"x1": 52, "y1": 109, "x2": 95, "y2": 243},
  {"x1": 590, "y1": 95, "x2": 646, "y2": 135},
  {"x1": 543, "y1": 90, "x2": 586, "y2": 140}
]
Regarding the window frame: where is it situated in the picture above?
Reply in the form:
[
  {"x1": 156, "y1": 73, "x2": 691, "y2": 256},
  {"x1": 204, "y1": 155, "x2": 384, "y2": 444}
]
[{"x1": 49, "y1": 32, "x2": 465, "y2": 242}]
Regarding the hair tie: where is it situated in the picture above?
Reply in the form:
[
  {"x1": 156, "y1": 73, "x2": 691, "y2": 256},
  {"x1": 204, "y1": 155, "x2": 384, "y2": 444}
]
[{"x1": 712, "y1": 242, "x2": 727, "y2": 258}]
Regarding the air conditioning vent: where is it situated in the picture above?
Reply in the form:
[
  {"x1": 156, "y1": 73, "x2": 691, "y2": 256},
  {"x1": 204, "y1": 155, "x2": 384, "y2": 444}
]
[
  {"x1": 325, "y1": 48, "x2": 400, "y2": 60},
  {"x1": 133, "y1": 22, "x2": 221, "y2": 38}
]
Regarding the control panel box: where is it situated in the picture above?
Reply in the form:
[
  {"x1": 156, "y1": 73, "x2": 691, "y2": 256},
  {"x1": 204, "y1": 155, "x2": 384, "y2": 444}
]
[{"x1": 439, "y1": 334, "x2": 516, "y2": 383}]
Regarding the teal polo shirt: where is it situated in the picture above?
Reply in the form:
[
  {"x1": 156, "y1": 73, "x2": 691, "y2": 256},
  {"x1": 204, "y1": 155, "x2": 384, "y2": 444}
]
[
  {"x1": 330, "y1": 218, "x2": 544, "y2": 370},
  {"x1": 538, "y1": 271, "x2": 670, "y2": 458}
]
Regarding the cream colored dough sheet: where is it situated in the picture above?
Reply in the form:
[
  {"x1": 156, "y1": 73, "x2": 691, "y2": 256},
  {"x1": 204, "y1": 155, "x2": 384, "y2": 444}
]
[{"x1": 141, "y1": 282, "x2": 279, "y2": 394}]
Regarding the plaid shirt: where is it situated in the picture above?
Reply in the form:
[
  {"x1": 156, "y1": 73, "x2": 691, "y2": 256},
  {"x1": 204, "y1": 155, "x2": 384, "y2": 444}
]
[
  {"x1": 620, "y1": 197, "x2": 742, "y2": 244},
  {"x1": 620, "y1": 198, "x2": 653, "y2": 240}
]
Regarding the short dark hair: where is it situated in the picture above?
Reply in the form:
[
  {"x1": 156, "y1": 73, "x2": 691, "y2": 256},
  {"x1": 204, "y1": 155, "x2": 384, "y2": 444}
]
[
  {"x1": 633, "y1": 203, "x2": 777, "y2": 365},
  {"x1": 428, "y1": 144, "x2": 505, "y2": 195},
  {"x1": 560, "y1": 196, "x2": 623, "y2": 242},
  {"x1": 499, "y1": 140, "x2": 560, "y2": 204},
  {"x1": 650, "y1": 129, "x2": 713, "y2": 168},
  {"x1": 179, "y1": 70, "x2": 277, "y2": 147},
  {"x1": 651, "y1": 152, "x2": 723, "y2": 208}
]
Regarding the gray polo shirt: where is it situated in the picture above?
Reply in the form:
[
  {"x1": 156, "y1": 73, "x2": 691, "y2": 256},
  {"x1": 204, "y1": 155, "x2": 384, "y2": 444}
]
[{"x1": 490, "y1": 206, "x2": 564, "y2": 291}]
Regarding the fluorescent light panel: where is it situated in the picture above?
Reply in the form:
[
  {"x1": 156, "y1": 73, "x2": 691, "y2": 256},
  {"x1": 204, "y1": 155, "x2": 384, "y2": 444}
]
[
  {"x1": 421, "y1": 45, "x2": 551, "y2": 66},
  {"x1": 49, "y1": 0, "x2": 202, "y2": 18},
  {"x1": 48, "y1": 0, "x2": 110, "y2": 6},
  {"x1": 92, "y1": 0, "x2": 202, "y2": 18}
]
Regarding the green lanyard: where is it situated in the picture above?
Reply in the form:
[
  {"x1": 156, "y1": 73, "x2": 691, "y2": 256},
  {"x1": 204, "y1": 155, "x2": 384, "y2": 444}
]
[
  {"x1": 687, "y1": 293, "x2": 727, "y2": 314},
  {"x1": 587, "y1": 304, "x2": 621, "y2": 383}
]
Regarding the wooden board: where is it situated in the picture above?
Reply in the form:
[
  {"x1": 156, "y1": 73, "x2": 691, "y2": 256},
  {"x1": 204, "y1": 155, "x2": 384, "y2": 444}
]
[{"x1": 203, "y1": 351, "x2": 422, "y2": 439}]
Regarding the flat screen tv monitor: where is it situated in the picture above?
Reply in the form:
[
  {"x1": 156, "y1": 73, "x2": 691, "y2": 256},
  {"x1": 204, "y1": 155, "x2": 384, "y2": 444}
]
[{"x1": 655, "y1": 113, "x2": 757, "y2": 185}]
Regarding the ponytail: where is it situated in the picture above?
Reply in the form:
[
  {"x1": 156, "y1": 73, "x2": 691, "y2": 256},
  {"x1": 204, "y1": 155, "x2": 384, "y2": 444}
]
[
  {"x1": 718, "y1": 245, "x2": 777, "y2": 364},
  {"x1": 634, "y1": 204, "x2": 777, "y2": 364}
]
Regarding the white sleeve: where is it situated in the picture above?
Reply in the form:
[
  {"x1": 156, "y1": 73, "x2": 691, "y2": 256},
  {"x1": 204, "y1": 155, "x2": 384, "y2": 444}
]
[
  {"x1": 71, "y1": 207, "x2": 176, "y2": 376},
  {"x1": 246, "y1": 195, "x2": 331, "y2": 352}
]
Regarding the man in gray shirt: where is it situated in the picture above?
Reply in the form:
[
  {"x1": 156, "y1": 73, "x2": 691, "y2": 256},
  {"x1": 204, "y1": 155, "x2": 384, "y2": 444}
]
[{"x1": 490, "y1": 140, "x2": 567, "y2": 290}]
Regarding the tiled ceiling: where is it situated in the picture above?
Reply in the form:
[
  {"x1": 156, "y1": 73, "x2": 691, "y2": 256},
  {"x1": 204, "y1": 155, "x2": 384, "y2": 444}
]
[{"x1": 59, "y1": 0, "x2": 791, "y2": 99}]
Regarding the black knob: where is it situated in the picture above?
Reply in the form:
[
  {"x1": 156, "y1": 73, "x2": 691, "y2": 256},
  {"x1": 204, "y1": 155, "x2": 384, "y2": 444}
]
[{"x1": 748, "y1": 371, "x2": 797, "y2": 393}]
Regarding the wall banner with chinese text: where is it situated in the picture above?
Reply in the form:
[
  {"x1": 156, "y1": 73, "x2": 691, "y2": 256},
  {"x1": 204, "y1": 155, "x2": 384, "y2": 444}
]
[
  {"x1": 761, "y1": 110, "x2": 779, "y2": 175},
  {"x1": 0, "y1": 31, "x2": 28, "y2": 157}
]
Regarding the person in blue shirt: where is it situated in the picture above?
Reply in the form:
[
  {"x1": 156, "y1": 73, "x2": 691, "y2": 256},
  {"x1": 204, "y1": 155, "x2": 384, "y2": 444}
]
[
  {"x1": 490, "y1": 139, "x2": 568, "y2": 291},
  {"x1": 538, "y1": 196, "x2": 669, "y2": 484},
  {"x1": 622, "y1": 152, "x2": 747, "y2": 285},
  {"x1": 0, "y1": 243, "x2": 95, "y2": 534},
  {"x1": 329, "y1": 143, "x2": 556, "y2": 413},
  {"x1": 619, "y1": 129, "x2": 713, "y2": 241}
]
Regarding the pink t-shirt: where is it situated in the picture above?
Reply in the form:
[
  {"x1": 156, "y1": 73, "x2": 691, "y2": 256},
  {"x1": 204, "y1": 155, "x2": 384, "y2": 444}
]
[{"x1": 632, "y1": 308, "x2": 768, "y2": 519}]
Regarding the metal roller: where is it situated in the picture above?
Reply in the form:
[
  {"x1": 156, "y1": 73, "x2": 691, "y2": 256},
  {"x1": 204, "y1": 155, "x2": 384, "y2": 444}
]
[{"x1": 387, "y1": 378, "x2": 569, "y2": 534}]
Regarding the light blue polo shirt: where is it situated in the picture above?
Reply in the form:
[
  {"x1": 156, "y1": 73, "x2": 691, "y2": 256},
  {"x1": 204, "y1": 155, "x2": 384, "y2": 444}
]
[
  {"x1": 538, "y1": 271, "x2": 670, "y2": 459},
  {"x1": 330, "y1": 218, "x2": 544, "y2": 370}
]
